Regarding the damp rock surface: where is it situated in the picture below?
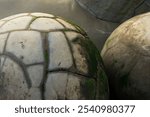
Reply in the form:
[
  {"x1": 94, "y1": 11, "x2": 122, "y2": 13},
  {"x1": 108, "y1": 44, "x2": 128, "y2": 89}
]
[
  {"x1": 0, "y1": 13, "x2": 109, "y2": 100},
  {"x1": 101, "y1": 12, "x2": 150, "y2": 99}
]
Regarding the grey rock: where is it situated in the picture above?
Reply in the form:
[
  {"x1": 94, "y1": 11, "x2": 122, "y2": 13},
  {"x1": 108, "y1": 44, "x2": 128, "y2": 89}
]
[
  {"x1": 76, "y1": 0, "x2": 148, "y2": 22},
  {"x1": 101, "y1": 12, "x2": 150, "y2": 99}
]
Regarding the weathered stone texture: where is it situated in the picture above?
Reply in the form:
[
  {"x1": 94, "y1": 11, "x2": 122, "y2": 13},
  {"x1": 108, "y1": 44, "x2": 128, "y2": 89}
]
[{"x1": 101, "y1": 12, "x2": 150, "y2": 99}]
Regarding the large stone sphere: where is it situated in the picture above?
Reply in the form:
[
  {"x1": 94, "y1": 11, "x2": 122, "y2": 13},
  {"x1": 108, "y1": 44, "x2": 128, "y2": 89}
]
[
  {"x1": 101, "y1": 12, "x2": 150, "y2": 99},
  {"x1": 0, "y1": 13, "x2": 109, "y2": 100},
  {"x1": 75, "y1": 0, "x2": 144, "y2": 22}
]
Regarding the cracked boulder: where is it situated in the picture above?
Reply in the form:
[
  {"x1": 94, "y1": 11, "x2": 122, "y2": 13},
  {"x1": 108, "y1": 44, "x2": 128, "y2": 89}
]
[
  {"x1": 0, "y1": 13, "x2": 109, "y2": 100},
  {"x1": 76, "y1": 0, "x2": 146, "y2": 22},
  {"x1": 101, "y1": 12, "x2": 150, "y2": 99}
]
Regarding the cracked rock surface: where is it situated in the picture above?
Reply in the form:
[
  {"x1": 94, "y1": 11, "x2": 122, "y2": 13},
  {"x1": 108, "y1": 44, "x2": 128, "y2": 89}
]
[{"x1": 0, "y1": 13, "x2": 109, "y2": 100}]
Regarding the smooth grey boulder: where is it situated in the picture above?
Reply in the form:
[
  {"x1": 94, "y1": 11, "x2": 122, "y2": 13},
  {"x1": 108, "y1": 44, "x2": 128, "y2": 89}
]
[{"x1": 76, "y1": 0, "x2": 147, "y2": 22}]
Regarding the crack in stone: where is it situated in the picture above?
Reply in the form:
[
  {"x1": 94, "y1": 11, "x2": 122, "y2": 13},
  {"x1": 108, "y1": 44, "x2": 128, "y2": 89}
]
[
  {"x1": 40, "y1": 32, "x2": 49, "y2": 100},
  {"x1": 0, "y1": 56, "x2": 6, "y2": 73},
  {"x1": 63, "y1": 32, "x2": 77, "y2": 69},
  {"x1": 0, "y1": 13, "x2": 31, "y2": 29},
  {"x1": 26, "y1": 62, "x2": 44, "y2": 67},
  {"x1": 0, "y1": 28, "x2": 85, "y2": 36},
  {"x1": 3, "y1": 33, "x2": 10, "y2": 53},
  {"x1": 133, "y1": 0, "x2": 145, "y2": 16},
  {"x1": 0, "y1": 56, "x2": 6, "y2": 82},
  {"x1": 102, "y1": 43, "x2": 118, "y2": 58},
  {"x1": 0, "y1": 52, "x2": 32, "y2": 88},
  {"x1": 55, "y1": 18, "x2": 68, "y2": 29},
  {"x1": 26, "y1": 16, "x2": 37, "y2": 29},
  {"x1": 64, "y1": 73, "x2": 69, "y2": 100},
  {"x1": 48, "y1": 68, "x2": 96, "y2": 80}
]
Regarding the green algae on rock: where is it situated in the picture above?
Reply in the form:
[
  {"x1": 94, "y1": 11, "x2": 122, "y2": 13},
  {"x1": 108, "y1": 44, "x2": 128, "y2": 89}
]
[{"x1": 0, "y1": 13, "x2": 109, "y2": 100}]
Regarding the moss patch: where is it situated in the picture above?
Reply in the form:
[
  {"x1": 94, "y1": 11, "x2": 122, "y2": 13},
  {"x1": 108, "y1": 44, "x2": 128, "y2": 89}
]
[
  {"x1": 119, "y1": 72, "x2": 130, "y2": 88},
  {"x1": 80, "y1": 37, "x2": 103, "y2": 77},
  {"x1": 44, "y1": 49, "x2": 49, "y2": 63},
  {"x1": 58, "y1": 16, "x2": 86, "y2": 35},
  {"x1": 74, "y1": 36, "x2": 109, "y2": 99},
  {"x1": 81, "y1": 79, "x2": 96, "y2": 99},
  {"x1": 96, "y1": 68, "x2": 109, "y2": 99},
  {"x1": 100, "y1": 69, "x2": 108, "y2": 82}
]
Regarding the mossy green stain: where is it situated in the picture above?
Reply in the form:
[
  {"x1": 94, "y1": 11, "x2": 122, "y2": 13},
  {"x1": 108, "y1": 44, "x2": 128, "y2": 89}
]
[
  {"x1": 96, "y1": 68, "x2": 109, "y2": 99},
  {"x1": 100, "y1": 69, "x2": 108, "y2": 82},
  {"x1": 59, "y1": 17, "x2": 103, "y2": 76},
  {"x1": 119, "y1": 72, "x2": 130, "y2": 88},
  {"x1": 71, "y1": 35, "x2": 101, "y2": 76},
  {"x1": 65, "y1": 19, "x2": 86, "y2": 34},
  {"x1": 111, "y1": 54, "x2": 118, "y2": 68},
  {"x1": 82, "y1": 79, "x2": 96, "y2": 99},
  {"x1": 81, "y1": 37, "x2": 102, "y2": 77},
  {"x1": 44, "y1": 49, "x2": 49, "y2": 63},
  {"x1": 72, "y1": 37, "x2": 109, "y2": 99},
  {"x1": 57, "y1": 16, "x2": 86, "y2": 35}
]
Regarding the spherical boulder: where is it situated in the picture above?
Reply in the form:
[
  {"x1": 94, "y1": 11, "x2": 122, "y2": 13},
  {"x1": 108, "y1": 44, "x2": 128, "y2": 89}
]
[
  {"x1": 101, "y1": 12, "x2": 150, "y2": 99},
  {"x1": 75, "y1": 0, "x2": 144, "y2": 22},
  {"x1": 0, "y1": 13, "x2": 109, "y2": 100}
]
